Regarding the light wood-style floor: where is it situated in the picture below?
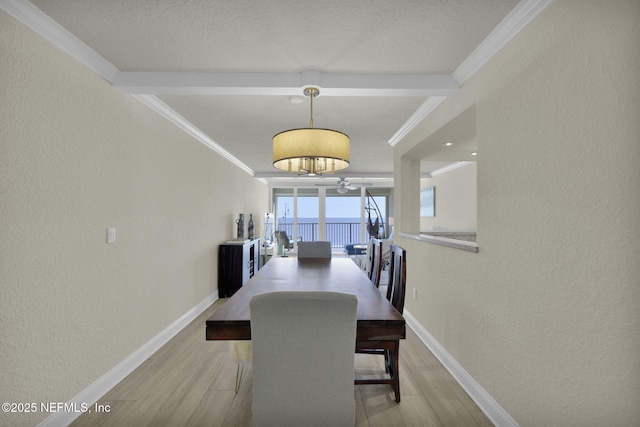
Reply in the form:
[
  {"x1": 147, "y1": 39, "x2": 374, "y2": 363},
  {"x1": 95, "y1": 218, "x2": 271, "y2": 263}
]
[{"x1": 71, "y1": 299, "x2": 493, "y2": 426}]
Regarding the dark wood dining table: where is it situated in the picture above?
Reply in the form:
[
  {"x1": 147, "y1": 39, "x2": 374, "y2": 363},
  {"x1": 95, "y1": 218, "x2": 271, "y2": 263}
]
[
  {"x1": 206, "y1": 257, "x2": 405, "y2": 341},
  {"x1": 206, "y1": 257, "x2": 406, "y2": 401}
]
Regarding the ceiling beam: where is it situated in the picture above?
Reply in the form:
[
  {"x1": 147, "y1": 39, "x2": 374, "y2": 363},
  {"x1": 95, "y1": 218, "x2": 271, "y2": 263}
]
[
  {"x1": 112, "y1": 70, "x2": 459, "y2": 97},
  {"x1": 253, "y1": 172, "x2": 396, "y2": 179}
]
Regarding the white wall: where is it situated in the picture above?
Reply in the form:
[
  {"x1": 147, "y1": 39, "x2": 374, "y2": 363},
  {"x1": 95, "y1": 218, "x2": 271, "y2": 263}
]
[
  {"x1": 395, "y1": 1, "x2": 640, "y2": 425},
  {"x1": 0, "y1": 11, "x2": 268, "y2": 426},
  {"x1": 420, "y1": 162, "x2": 477, "y2": 231}
]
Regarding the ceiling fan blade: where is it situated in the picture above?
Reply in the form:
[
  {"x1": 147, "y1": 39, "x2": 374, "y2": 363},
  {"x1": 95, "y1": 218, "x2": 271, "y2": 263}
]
[{"x1": 315, "y1": 184, "x2": 338, "y2": 187}]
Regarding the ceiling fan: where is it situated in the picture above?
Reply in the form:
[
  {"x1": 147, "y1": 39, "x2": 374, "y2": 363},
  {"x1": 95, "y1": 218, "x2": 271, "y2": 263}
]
[{"x1": 315, "y1": 177, "x2": 373, "y2": 193}]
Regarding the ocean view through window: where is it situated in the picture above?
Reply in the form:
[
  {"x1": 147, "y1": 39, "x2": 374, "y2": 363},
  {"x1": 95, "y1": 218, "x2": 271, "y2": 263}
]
[{"x1": 273, "y1": 188, "x2": 390, "y2": 249}]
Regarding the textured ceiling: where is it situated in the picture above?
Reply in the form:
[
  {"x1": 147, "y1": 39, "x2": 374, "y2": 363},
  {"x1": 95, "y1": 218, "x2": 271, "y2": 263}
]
[
  {"x1": 17, "y1": 0, "x2": 528, "y2": 182},
  {"x1": 29, "y1": 0, "x2": 515, "y2": 73}
]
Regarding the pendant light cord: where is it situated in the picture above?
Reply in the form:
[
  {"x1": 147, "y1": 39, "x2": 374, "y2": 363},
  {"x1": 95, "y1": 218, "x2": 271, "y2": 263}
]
[{"x1": 309, "y1": 89, "x2": 314, "y2": 128}]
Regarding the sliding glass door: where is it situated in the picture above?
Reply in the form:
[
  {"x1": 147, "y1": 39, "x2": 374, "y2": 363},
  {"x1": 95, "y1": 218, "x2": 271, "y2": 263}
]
[
  {"x1": 326, "y1": 190, "x2": 362, "y2": 248},
  {"x1": 297, "y1": 188, "x2": 319, "y2": 242},
  {"x1": 273, "y1": 188, "x2": 294, "y2": 239},
  {"x1": 272, "y1": 187, "x2": 392, "y2": 250}
]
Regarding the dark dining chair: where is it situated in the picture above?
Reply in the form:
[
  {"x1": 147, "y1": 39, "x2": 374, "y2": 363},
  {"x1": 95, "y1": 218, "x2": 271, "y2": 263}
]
[
  {"x1": 385, "y1": 244, "x2": 407, "y2": 314},
  {"x1": 366, "y1": 238, "x2": 383, "y2": 288},
  {"x1": 355, "y1": 244, "x2": 406, "y2": 402}
]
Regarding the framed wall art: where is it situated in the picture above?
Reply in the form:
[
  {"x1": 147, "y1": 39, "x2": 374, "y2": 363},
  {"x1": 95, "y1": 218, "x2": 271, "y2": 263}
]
[{"x1": 420, "y1": 186, "x2": 435, "y2": 217}]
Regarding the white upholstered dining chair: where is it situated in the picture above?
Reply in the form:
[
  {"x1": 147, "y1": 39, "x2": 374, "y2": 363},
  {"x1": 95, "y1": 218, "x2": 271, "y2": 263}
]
[
  {"x1": 250, "y1": 291, "x2": 358, "y2": 427},
  {"x1": 297, "y1": 241, "x2": 332, "y2": 258}
]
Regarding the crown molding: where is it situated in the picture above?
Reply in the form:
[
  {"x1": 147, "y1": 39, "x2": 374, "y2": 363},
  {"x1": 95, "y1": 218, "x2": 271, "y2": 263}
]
[
  {"x1": 453, "y1": 0, "x2": 555, "y2": 84},
  {"x1": 2, "y1": 0, "x2": 554, "y2": 177},
  {"x1": 1, "y1": 0, "x2": 459, "y2": 99},
  {"x1": 0, "y1": 0, "x2": 120, "y2": 82},
  {"x1": 387, "y1": 96, "x2": 447, "y2": 147},
  {"x1": 133, "y1": 95, "x2": 255, "y2": 176},
  {"x1": 0, "y1": 0, "x2": 257, "y2": 177},
  {"x1": 429, "y1": 161, "x2": 474, "y2": 177},
  {"x1": 388, "y1": 0, "x2": 556, "y2": 147}
]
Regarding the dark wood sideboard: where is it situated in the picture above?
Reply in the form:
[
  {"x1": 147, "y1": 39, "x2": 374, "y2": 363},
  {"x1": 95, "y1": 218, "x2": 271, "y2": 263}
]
[{"x1": 218, "y1": 238, "x2": 261, "y2": 297}]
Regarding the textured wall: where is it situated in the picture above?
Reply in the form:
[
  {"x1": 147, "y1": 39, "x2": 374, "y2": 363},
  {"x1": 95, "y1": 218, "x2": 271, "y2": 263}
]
[
  {"x1": 0, "y1": 11, "x2": 267, "y2": 426},
  {"x1": 420, "y1": 162, "x2": 477, "y2": 231},
  {"x1": 397, "y1": 1, "x2": 640, "y2": 425}
]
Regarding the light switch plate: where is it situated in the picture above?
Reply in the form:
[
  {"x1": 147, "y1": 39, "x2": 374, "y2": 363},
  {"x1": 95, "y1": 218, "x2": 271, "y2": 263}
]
[{"x1": 107, "y1": 228, "x2": 116, "y2": 244}]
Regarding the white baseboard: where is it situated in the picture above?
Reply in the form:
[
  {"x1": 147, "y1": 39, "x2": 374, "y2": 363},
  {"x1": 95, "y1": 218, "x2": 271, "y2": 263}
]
[
  {"x1": 37, "y1": 291, "x2": 219, "y2": 427},
  {"x1": 404, "y1": 310, "x2": 519, "y2": 427}
]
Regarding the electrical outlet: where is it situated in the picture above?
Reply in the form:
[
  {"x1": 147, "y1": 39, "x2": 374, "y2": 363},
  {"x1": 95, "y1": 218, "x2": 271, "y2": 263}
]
[
  {"x1": 412, "y1": 287, "x2": 417, "y2": 300},
  {"x1": 107, "y1": 228, "x2": 116, "y2": 244}
]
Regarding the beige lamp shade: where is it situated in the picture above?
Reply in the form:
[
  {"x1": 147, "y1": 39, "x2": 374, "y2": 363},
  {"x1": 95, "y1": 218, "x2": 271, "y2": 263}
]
[{"x1": 273, "y1": 127, "x2": 350, "y2": 175}]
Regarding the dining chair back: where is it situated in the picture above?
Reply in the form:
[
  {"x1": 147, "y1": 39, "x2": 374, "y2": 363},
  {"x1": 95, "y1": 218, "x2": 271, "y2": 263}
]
[
  {"x1": 367, "y1": 238, "x2": 383, "y2": 287},
  {"x1": 355, "y1": 244, "x2": 406, "y2": 402},
  {"x1": 250, "y1": 291, "x2": 358, "y2": 427},
  {"x1": 276, "y1": 231, "x2": 294, "y2": 252},
  {"x1": 386, "y1": 244, "x2": 407, "y2": 314},
  {"x1": 297, "y1": 241, "x2": 332, "y2": 259}
]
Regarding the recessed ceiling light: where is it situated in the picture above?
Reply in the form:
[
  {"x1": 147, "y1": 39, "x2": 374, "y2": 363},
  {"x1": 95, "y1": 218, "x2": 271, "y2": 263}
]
[
  {"x1": 470, "y1": 151, "x2": 478, "y2": 156},
  {"x1": 442, "y1": 141, "x2": 455, "y2": 146},
  {"x1": 289, "y1": 96, "x2": 304, "y2": 104}
]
